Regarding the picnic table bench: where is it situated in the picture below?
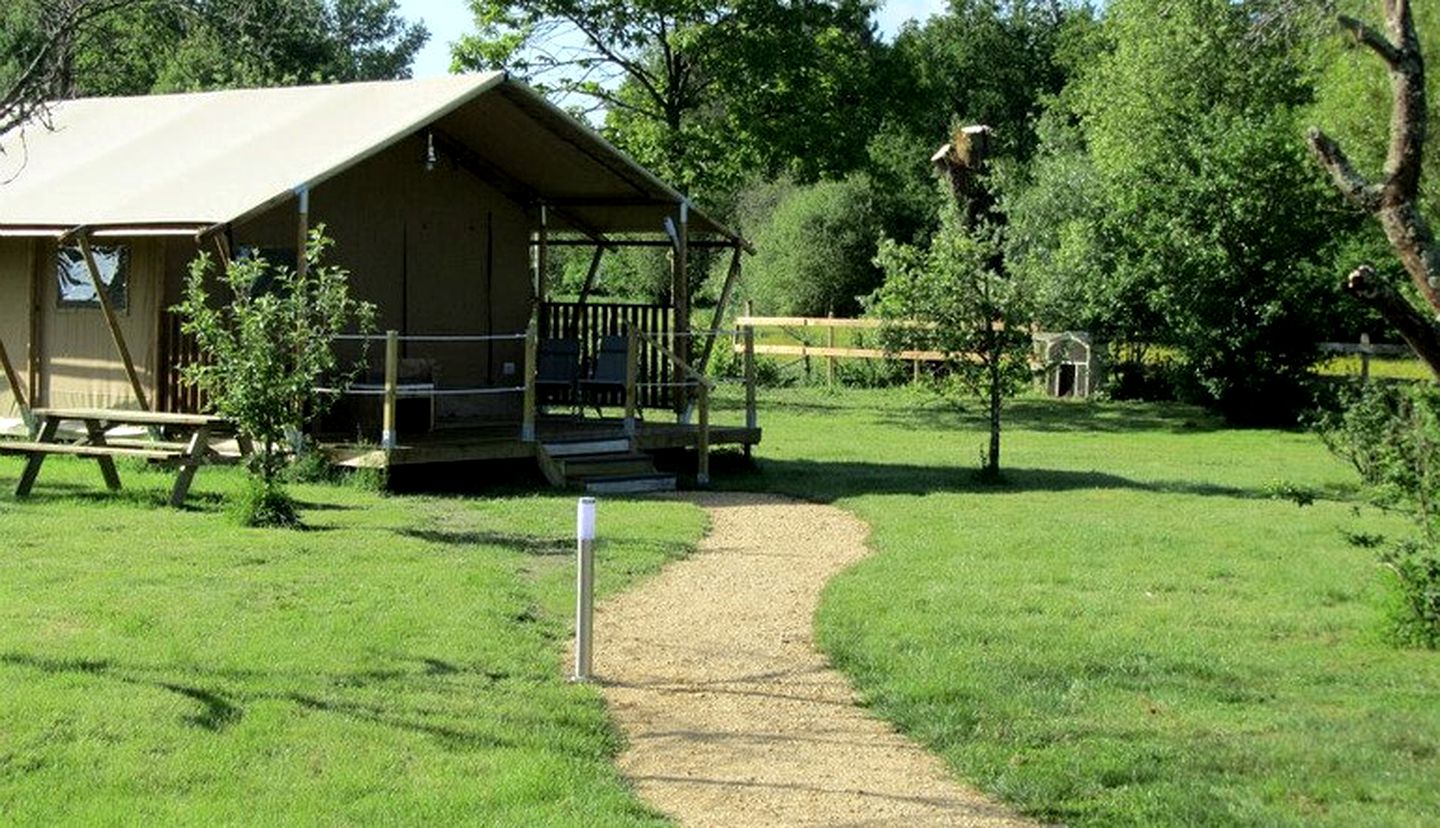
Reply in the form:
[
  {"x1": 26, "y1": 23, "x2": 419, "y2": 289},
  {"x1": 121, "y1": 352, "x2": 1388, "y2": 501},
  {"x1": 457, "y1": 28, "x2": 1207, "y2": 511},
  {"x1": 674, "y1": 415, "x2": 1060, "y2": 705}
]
[{"x1": 0, "y1": 408, "x2": 250, "y2": 506}]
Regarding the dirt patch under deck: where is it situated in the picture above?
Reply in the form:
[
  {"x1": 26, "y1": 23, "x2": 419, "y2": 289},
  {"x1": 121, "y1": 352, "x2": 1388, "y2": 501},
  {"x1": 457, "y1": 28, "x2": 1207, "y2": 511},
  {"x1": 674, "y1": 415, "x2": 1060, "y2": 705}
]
[{"x1": 593, "y1": 492, "x2": 1033, "y2": 827}]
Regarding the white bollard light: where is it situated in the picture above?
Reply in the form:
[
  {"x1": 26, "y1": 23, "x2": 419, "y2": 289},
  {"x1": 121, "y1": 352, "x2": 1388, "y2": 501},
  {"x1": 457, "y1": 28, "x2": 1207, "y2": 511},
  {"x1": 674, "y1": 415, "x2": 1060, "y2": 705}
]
[{"x1": 573, "y1": 497, "x2": 597, "y2": 682}]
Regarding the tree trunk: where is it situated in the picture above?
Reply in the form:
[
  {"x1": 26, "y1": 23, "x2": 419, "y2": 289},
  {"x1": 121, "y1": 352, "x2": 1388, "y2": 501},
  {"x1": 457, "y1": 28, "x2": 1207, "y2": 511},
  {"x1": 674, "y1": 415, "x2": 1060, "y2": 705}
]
[
  {"x1": 987, "y1": 353, "x2": 1002, "y2": 478},
  {"x1": 1309, "y1": 0, "x2": 1440, "y2": 377}
]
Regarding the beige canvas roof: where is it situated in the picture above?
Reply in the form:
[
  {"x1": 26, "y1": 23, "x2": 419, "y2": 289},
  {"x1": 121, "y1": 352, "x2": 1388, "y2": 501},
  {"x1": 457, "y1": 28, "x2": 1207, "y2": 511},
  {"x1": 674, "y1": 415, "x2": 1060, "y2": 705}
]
[{"x1": 0, "y1": 73, "x2": 739, "y2": 241}]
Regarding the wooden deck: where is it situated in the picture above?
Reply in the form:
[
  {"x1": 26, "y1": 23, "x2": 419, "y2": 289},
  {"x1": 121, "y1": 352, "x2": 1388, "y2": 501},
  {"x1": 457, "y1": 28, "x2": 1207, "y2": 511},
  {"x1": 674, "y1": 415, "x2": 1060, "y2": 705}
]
[{"x1": 325, "y1": 416, "x2": 761, "y2": 469}]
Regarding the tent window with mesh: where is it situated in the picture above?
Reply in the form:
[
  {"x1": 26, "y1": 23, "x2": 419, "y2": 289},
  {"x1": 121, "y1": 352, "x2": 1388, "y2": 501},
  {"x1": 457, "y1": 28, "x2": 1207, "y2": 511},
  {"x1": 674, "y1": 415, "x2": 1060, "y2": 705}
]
[{"x1": 57, "y1": 245, "x2": 129, "y2": 312}]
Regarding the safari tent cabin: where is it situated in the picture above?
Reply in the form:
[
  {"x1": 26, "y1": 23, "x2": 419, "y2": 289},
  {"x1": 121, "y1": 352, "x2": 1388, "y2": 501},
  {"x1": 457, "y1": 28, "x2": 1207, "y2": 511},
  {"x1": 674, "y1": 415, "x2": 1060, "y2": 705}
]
[{"x1": 0, "y1": 75, "x2": 759, "y2": 482}]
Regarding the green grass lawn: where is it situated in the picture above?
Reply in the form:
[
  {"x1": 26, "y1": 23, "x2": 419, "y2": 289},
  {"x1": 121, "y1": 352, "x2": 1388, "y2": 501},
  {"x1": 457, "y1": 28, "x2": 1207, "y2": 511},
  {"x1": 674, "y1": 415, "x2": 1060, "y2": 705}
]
[
  {"x1": 1318, "y1": 355, "x2": 1430, "y2": 381},
  {"x1": 0, "y1": 458, "x2": 705, "y2": 825},
  {"x1": 714, "y1": 386, "x2": 1440, "y2": 826}
]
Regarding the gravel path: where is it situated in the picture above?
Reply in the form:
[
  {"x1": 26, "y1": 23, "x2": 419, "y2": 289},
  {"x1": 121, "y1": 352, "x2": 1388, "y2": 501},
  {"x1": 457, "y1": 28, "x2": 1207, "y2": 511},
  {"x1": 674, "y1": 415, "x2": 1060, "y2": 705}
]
[{"x1": 593, "y1": 492, "x2": 1032, "y2": 827}]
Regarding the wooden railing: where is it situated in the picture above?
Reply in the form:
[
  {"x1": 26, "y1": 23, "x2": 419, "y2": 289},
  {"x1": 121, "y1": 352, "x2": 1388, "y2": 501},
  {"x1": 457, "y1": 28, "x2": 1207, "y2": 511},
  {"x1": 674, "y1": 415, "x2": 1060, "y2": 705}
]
[
  {"x1": 540, "y1": 301, "x2": 676, "y2": 409},
  {"x1": 160, "y1": 311, "x2": 208, "y2": 414},
  {"x1": 634, "y1": 328, "x2": 716, "y2": 485}
]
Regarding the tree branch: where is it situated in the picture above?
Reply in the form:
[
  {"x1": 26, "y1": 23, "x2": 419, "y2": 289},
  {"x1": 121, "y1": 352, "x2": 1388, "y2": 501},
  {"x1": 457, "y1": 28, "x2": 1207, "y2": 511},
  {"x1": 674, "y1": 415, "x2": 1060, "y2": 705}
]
[
  {"x1": 1310, "y1": 0, "x2": 1440, "y2": 376},
  {"x1": 1337, "y1": 14, "x2": 1402, "y2": 66},
  {"x1": 1306, "y1": 128, "x2": 1383, "y2": 211},
  {"x1": 1345, "y1": 265, "x2": 1440, "y2": 382}
]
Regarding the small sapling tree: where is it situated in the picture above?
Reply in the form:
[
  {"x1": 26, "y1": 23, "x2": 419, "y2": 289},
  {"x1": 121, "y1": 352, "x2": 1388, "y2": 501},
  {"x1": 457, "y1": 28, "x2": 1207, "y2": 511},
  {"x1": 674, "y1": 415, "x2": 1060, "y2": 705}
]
[
  {"x1": 870, "y1": 206, "x2": 1034, "y2": 480},
  {"x1": 870, "y1": 126, "x2": 1034, "y2": 480},
  {"x1": 173, "y1": 227, "x2": 375, "y2": 526}
]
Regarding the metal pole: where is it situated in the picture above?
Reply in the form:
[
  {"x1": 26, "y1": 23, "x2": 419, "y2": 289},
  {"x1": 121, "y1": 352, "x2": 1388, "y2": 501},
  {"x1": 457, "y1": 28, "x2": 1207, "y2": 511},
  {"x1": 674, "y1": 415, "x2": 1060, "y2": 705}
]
[{"x1": 573, "y1": 497, "x2": 597, "y2": 682}]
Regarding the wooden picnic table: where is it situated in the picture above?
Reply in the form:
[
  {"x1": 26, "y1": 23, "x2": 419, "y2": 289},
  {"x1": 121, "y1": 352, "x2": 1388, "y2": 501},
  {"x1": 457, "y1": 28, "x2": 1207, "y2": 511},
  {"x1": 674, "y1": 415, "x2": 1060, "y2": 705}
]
[{"x1": 0, "y1": 408, "x2": 250, "y2": 507}]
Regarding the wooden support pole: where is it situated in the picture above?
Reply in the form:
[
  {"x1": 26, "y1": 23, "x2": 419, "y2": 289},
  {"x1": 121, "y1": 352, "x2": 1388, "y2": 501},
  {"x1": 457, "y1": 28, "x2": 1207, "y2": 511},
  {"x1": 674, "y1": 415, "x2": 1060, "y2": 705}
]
[
  {"x1": 577, "y1": 245, "x2": 604, "y2": 310},
  {"x1": 382, "y1": 329, "x2": 399, "y2": 450},
  {"x1": 697, "y1": 243, "x2": 743, "y2": 374},
  {"x1": 697, "y1": 381, "x2": 710, "y2": 487},
  {"x1": 624, "y1": 324, "x2": 639, "y2": 439},
  {"x1": 826, "y1": 312, "x2": 836, "y2": 387},
  {"x1": 522, "y1": 319, "x2": 538, "y2": 442},
  {"x1": 27, "y1": 238, "x2": 40, "y2": 408},
  {"x1": 535, "y1": 204, "x2": 550, "y2": 308},
  {"x1": 1361, "y1": 332, "x2": 1372, "y2": 382},
  {"x1": 672, "y1": 202, "x2": 690, "y2": 418},
  {"x1": 0, "y1": 336, "x2": 31, "y2": 428},
  {"x1": 295, "y1": 187, "x2": 310, "y2": 278},
  {"x1": 75, "y1": 232, "x2": 150, "y2": 411},
  {"x1": 744, "y1": 325, "x2": 757, "y2": 431},
  {"x1": 212, "y1": 233, "x2": 232, "y2": 268}
]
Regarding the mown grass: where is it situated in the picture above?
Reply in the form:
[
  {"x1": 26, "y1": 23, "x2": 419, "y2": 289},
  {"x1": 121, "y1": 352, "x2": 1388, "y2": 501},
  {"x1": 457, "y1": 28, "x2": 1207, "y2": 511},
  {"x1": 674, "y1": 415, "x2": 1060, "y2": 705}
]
[
  {"x1": 714, "y1": 386, "x2": 1440, "y2": 826},
  {"x1": 0, "y1": 458, "x2": 704, "y2": 825},
  {"x1": 1318, "y1": 354, "x2": 1431, "y2": 381}
]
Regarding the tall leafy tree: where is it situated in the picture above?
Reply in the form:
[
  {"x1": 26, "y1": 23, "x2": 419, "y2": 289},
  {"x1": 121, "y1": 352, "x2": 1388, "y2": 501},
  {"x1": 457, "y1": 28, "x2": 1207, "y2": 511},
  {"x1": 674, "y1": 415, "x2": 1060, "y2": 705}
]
[
  {"x1": 1011, "y1": 0, "x2": 1347, "y2": 422},
  {"x1": 885, "y1": 0, "x2": 1086, "y2": 162},
  {"x1": 0, "y1": 0, "x2": 142, "y2": 139},
  {"x1": 453, "y1": 0, "x2": 882, "y2": 199},
  {"x1": 863, "y1": 1, "x2": 1094, "y2": 248},
  {"x1": 24, "y1": 0, "x2": 427, "y2": 100}
]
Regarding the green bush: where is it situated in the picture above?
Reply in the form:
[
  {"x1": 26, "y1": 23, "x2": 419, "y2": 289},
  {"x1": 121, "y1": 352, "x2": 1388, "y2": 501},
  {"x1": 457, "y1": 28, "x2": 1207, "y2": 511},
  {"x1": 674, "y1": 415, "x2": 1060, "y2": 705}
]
[
  {"x1": 1381, "y1": 539, "x2": 1440, "y2": 650},
  {"x1": 230, "y1": 478, "x2": 300, "y2": 528},
  {"x1": 1321, "y1": 381, "x2": 1440, "y2": 648},
  {"x1": 744, "y1": 174, "x2": 884, "y2": 317}
]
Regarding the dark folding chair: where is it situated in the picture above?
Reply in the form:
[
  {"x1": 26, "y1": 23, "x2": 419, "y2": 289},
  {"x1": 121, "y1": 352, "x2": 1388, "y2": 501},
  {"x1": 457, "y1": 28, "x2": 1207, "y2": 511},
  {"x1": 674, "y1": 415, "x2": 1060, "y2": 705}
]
[
  {"x1": 536, "y1": 338, "x2": 581, "y2": 411},
  {"x1": 578, "y1": 335, "x2": 633, "y2": 416}
]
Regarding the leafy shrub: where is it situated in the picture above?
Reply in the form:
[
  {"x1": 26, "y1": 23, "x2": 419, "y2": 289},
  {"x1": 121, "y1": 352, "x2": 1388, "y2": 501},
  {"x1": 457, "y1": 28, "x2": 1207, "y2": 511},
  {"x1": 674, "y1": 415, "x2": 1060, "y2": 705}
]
[
  {"x1": 1320, "y1": 381, "x2": 1440, "y2": 648},
  {"x1": 1380, "y1": 539, "x2": 1440, "y2": 650},
  {"x1": 231, "y1": 478, "x2": 299, "y2": 528},
  {"x1": 744, "y1": 173, "x2": 885, "y2": 317},
  {"x1": 174, "y1": 227, "x2": 374, "y2": 526}
]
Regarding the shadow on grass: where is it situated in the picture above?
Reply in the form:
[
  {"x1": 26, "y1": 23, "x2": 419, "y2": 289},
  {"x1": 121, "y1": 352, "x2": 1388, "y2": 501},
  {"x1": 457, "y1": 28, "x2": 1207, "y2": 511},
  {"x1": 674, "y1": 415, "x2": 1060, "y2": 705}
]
[
  {"x1": 882, "y1": 398, "x2": 1229, "y2": 435},
  {"x1": 0, "y1": 650, "x2": 548, "y2": 750},
  {"x1": 396, "y1": 528, "x2": 572, "y2": 556},
  {"x1": 717, "y1": 458, "x2": 1279, "y2": 505},
  {"x1": 748, "y1": 394, "x2": 1230, "y2": 436},
  {"x1": 395, "y1": 528, "x2": 692, "y2": 566},
  {"x1": 0, "y1": 653, "x2": 243, "y2": 732}
]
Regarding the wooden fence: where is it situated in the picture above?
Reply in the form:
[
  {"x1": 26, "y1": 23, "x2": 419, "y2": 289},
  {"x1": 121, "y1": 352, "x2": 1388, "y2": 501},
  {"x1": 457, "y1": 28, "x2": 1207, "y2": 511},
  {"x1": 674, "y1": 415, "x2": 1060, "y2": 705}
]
[
  {"x1": 736, "y1": 314, "x2": 952, "y2": 384},
  {"x1": 1319, "y1": 334, "x2": 1414, "y2": 381}
]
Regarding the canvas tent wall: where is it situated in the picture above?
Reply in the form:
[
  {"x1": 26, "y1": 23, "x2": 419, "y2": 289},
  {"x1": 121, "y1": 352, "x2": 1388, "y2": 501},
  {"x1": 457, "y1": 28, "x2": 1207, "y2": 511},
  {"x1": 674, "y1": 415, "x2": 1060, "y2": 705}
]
[{"x1": 0, "y1": 73, "x2": 745, "y2": 418}]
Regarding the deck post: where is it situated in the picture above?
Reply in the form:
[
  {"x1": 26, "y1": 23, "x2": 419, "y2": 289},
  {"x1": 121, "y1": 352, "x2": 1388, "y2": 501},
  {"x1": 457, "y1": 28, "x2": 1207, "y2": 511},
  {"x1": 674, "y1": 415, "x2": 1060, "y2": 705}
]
[
  {"x1": 382, "y1": 329, "x2": 399, "y2": 450},
  {"x1": 826, "y1": 312, "x2": 836, "y2": 386},
  {"x1": 74, "y1": 231, "x2": 150, "y2": 411},
  {"x1": 696, "y1": 243, "x2": 743, "y2": 373},
  {"x1": 697, "y1": 381, "x2": 711, "y2": 487},
  {"x1": 522, "y1": 320, "x2": 538, "y2": 442},
  {"x1": 623, "y1": 325, "x2": 638, "y2": 439},
  {"x1": 744, "y1": 325, "x2": 757, "y2": 431},
  {"x1": 672, "y1": 201, "x2": 690, "y2": 418},
  {"x1": 576, "y1": 246, "x2": 604, "y2": 313},
  {"x1": 535, "y1": 204, "x2": 550, "y2": 308},
  {"x1": 0, "y1": 336, "x2": 32, "y2": 430},
  {"x1": 295, "y1": 187, "x2": 310, "y2": 278}
]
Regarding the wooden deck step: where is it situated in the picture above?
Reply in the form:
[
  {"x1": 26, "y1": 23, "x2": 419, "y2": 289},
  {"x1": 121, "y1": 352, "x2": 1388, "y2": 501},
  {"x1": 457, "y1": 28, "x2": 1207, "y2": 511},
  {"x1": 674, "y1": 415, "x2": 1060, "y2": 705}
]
[
  {"x1": 558, "y1": 452, "x2": 658, "y2": 480},
  {"x1": 584, "y1": 473, "x2": 677, "y2": 495},
  {"x1": 535, "y1": 435, "x2": 677, "y2": 493},
  {"x1": 543, "y1": 437, "x2": 633, "y2": 457},
  {"x1": 0, "y1": 441, "x2": 181, "y2": 461}
]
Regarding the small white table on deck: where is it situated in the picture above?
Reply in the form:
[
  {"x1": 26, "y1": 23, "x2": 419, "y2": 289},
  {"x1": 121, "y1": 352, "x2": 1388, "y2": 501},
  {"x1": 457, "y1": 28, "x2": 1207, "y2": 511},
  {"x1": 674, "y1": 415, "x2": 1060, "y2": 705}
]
[{"x1": 0, "y1": 408, "x2": 249, "y2": 507}]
